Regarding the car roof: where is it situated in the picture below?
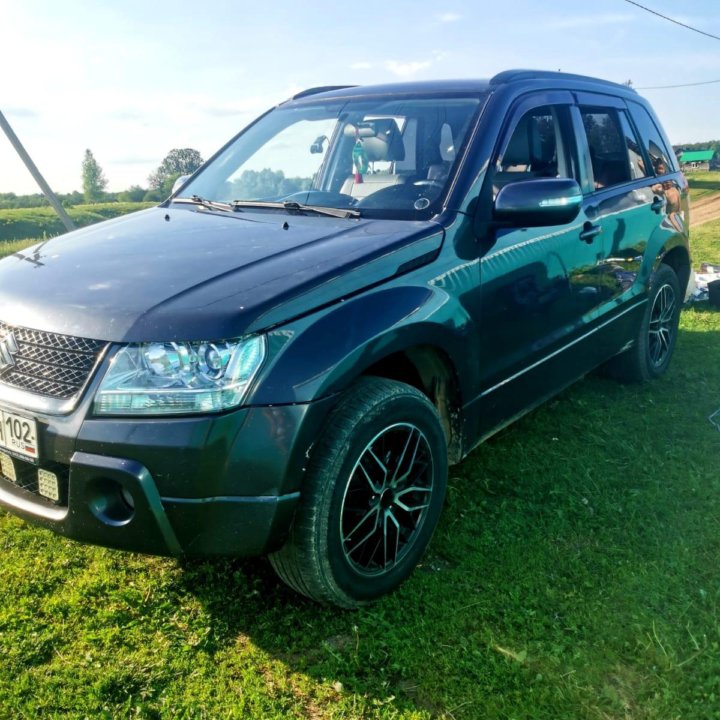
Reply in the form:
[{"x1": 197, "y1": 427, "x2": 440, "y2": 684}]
[
  {"x1": 286, "y1": 70, "x2": 635, "y2": 104},
  {"x1": 287, "y1": 79, "x2": 492, "y2": 103}
]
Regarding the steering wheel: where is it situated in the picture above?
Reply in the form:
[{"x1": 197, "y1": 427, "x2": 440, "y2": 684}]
[{"x1": 412, "y1": 180, "x2": 444, "y2": 189}]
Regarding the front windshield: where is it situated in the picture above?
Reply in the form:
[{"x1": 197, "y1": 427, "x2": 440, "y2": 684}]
[{"x1": 178, "y1": 95, "x2": 482, "y2": 219}]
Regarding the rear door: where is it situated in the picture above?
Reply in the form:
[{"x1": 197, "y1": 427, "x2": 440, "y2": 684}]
[{"x1": 570, "y1": 92, "x2": 668, "y2": 337}]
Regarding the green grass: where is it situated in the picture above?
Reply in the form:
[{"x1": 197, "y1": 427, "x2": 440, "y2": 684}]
[
  {"x1": 686, "y1": 171, "x2": 720, "y2": 202},
  {"x1": 0, "y1": 202, "x2": 154, "y2": 242},
  {"x1": 691, "y1": 218, "x2": 720, "y2": 267},
  {"x1": 1, "y1": 307, "x2": 719, "y2": 718},
  {"x1": 0, "y1": 238, "x2": 40, "y2": 259}
]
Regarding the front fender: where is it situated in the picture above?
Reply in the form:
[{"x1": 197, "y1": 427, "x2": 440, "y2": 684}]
[{"x1": 252, "y1": 284, "x2": 479, "y2": 405}]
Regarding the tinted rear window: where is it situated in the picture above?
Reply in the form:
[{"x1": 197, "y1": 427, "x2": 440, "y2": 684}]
[{"x1": 627, "y1": 102, "x2": 677, "y2": 173}]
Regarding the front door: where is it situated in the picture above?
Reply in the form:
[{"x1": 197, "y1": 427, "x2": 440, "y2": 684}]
[{"x1": 475, "y1": 93, "x2": 611, "y2": 436}]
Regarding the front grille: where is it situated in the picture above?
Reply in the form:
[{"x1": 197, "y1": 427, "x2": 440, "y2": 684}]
[{"x1": 0, "y1": 321, "x2": 107, "y2": 399}]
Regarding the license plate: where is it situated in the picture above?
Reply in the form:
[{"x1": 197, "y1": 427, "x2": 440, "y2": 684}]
[{"x1": 0, "y1": 408, "x2": 38, "y2": 461}]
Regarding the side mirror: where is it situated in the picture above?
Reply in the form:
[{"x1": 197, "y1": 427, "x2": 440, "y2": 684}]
[
  {"x1": 494, "y1": 178, "x2": 583, "y2": 226},
  {"x1": 171, "y1": 174, "x2": 191, "y2": 195}
]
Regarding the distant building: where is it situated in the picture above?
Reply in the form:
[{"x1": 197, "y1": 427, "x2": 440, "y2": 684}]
[{"x1": 678, "y1": 149, "x2": 715, "y2": 171}]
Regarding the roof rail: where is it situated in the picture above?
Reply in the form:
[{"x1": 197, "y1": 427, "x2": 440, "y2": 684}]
[
  {"x1": 290, "y1": 85, "x2": 357, "y2": 100},
  {"x1": 489, "y1": 69, "x2": 634, "y2": 92}
]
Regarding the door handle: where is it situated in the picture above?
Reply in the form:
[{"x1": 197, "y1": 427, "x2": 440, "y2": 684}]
[
  {"x1": 579, "y1": 222, "x2": 602, "y2": 244},
  {"x1": 651, "y1": 196, "x2": 665, "y2": 214}
]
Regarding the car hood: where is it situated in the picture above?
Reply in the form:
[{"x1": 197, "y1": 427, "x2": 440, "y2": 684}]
[{"x1": 0, "y1": 206, "x2": 444, "y2": 342}]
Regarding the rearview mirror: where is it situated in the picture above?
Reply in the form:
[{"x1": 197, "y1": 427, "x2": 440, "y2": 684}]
[
  {"x1": 494, "y1": 178, "x2": 582, "y2": 226},
  {"x1": 310, "y1": 135, "x2": 328, "y2": 154}
]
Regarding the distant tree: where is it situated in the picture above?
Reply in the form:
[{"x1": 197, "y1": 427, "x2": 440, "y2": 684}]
[
  {"x1": 81, "y1": 149, "x2": 108, "y2": 203},
  {"x1": 0, "y1": 192, "x2": 48, "y2": 209},
  {"x1": 117, "y1": 185, "x2": 147, "y2": 203},
  {"x1": 148, "y1": 148, "x2": 204, "y2": 196},
  {"x1": 231, "y1": 168, "x2": 311, "y2": 200},
  {"x1": 65, "y1": 190, "x2": 84, "y2": 206},
  {"x1": 143, "y1": 188, "x2": 166, "y2": 203},
  {"x1": 674, "y1": 140, "x2": 720, "y2": 154}
]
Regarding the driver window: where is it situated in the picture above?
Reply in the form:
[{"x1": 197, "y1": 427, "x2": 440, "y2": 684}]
[{"x1": 495, "y1": 106, "x2": 567, "y2": 193}]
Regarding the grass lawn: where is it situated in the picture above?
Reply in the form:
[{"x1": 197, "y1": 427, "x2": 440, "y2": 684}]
[
  {"x1": 0, "y1": 202, "x2": 154, "y2": 242},
  {"x1": 0, "y1": 238, "x2": 40, "y2": 259},
  {"x1": 686, "y1": 171, "x2": 720, "y2": 202},
  {"x1": 692, "y1": 218, "x2": 720, "y2": 267}
]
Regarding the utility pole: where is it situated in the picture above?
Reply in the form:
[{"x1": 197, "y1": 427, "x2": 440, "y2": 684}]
[{"x1": 0, "y1": 109, "x2": 75, "y2": 232}]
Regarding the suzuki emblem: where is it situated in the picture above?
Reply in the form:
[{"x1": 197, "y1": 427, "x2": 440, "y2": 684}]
[{"x1": 0, "y1": 332, "x2": 18, "y2": 376}]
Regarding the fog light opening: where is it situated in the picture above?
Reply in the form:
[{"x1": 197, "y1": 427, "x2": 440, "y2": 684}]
[
  {"x1": 87, "y1": 478, "x2": 135, "y2": 526},
  {"x1": 120, "y1": 486, "x2": 135, "y2": 511}
]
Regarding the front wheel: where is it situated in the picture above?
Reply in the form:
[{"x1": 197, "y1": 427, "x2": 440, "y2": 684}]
[
  {"x1": 270, "y1": 377, "x2": 448, "y2": 607},
  {"x1": 603, "y1": 263, "x2": 681, "y2": 382}
]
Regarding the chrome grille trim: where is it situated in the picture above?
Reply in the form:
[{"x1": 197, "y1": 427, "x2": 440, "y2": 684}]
[{"x1": 0, "y1": 320, "x2": 108, "y2": 406}]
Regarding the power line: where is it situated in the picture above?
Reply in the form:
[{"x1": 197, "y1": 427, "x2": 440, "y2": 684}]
[
  {"x1": 623, "y1": 0, "x2": 720, "y2": 42},
  {"x1": 636, "y1": 78, "x2": 720, "y2": 90}
]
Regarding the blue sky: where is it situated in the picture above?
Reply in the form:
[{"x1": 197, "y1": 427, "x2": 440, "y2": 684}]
[{"x1": 1, "y1": 0, "x2": 718, "y2": 194}]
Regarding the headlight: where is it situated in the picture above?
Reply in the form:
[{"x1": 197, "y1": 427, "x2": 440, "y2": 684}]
[{"x1": 93, "y1": 335, "x2": 266, "y2": 416}]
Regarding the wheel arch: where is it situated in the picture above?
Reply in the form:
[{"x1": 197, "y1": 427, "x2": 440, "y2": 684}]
[
  {"x1": 658, "y1": 244, "x2": 691, "y2": 297},
  {"x1": 362, "y1": 345, "x2": 465, "y2": 463},
  {"x1": 253, "y1": 285, "x2": 478, "y2": 463}
]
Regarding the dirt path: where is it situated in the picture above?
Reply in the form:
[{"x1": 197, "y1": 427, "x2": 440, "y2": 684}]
[{"x1": 691, "y1": 194, "x2": 720, "y2": 227}]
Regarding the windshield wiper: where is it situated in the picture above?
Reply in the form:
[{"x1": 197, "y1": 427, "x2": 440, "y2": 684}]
[
  {"x1": 173, "y1": 195, "x2": 233, "y2": 213},
  {"x1": 230, "y1": 200, "x2": 360, "y2": 219}
]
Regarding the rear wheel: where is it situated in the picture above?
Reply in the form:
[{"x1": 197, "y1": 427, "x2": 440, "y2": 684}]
[
  {"x1": 270, "y1": 377, "x2": 448, "y2": 607},
  {"x1": 604, "y1": 264, "x2": 681, "y2": 382}
]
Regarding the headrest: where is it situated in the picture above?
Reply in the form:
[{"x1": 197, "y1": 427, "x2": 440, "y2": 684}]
[
  {"x1": 343, "y1": 119, "x2": 406, "y2": 162},
  {"x1": 502, "y1": 116, "x2": 531, "y2": 167},
  {"x1": 503, "y1": 116, "x2": 554, "y2": 167}
]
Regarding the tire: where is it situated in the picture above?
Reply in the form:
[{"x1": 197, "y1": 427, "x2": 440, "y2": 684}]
[
  {"x1": 269, "y1": 377, "x2": 448, "y2": 608},
  {"x1": 603, "y1": 264, "x2": 681, "y2": 382}
]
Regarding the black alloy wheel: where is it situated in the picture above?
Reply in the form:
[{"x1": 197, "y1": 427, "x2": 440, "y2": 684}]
[
  {"x1": 340, "y1": 422, "x2": 434, "y2": 576},
  {"x1": 647, "y1": 281, "x2": 677, "y2": 369},
  {"x1": 270, "y1": 377, "x2": 448, "y2": 607},
  {"x1": 601, "y1": 263, "x2": 682, "y2": 382}
]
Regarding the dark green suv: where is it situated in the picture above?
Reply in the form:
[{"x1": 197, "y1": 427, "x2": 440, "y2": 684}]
[{"x1": 0, "y1": 70, "x2": 689, "y2": 606}]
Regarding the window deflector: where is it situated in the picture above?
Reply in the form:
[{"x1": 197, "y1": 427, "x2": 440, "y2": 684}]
[{"x1": 492, "y1": 91, "x2": 575, "y2": 196}]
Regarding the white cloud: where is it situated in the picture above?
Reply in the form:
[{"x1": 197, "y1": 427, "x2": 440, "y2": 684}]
[
  {"x1": 384, "y1": 60, "x2": 431, "y2": 77},
  {"x1": 438, "y1": 12, "x2": 461, "y2": 23},
  {"x1": 350, "y1": 61, "x2": 373, "y2": 70},
  {"x1": 202, "y1": 95, "x2": 275, "y2": 117},
  {"x1": 4, "y1": 107, "x2": 40, "y2": 119},
  {"x1": 545, "y1": 13, "x2": 633, "y2": 30}
]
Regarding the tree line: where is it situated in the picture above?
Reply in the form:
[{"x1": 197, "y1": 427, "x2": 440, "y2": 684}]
[
  {"x1": 674, "y1": 140, "x2": 720, "y2": 154},
  {"x1": 0, "y1": 148, "x2": 205, "y2": 210}
]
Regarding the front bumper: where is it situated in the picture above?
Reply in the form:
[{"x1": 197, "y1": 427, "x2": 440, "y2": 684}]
[{"x1": 0, "y1": 398, "x2": 337, "y2": 557}]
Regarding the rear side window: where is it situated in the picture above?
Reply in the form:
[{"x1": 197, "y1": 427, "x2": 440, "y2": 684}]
[
  {"x1": 627, "y1": 101, "x2": 677, "y2": 174},
  {"x1": 580, "y1": 108, "x2": 634, "y2": 189},
  {"x1": 617, "y1": 111, "x2": 648, "y2": 180}
]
